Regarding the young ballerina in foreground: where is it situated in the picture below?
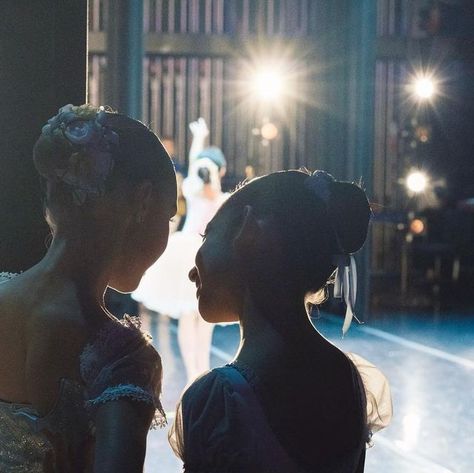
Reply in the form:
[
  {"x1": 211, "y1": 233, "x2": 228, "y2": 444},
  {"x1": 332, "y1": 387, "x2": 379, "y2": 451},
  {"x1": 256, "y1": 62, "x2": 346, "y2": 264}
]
[
  {"x1": 170, "y1": 170, "x2": 392, "y2": 472},
  {"x1": 0, "y1": 104, "x2": 176, "y2": 471}
]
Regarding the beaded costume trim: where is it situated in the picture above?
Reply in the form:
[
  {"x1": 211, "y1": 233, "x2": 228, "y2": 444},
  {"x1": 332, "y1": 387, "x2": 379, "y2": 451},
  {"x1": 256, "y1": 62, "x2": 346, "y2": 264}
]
[{"x1": 0, "y1": 272, "x2": 19, "y2": 283}]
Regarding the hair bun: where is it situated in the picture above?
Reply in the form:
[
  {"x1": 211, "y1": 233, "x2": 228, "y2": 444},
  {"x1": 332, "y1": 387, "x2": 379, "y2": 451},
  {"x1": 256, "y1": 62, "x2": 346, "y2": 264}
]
[
  {"x1": 33, "y1": 132, "x2": 73, "y2": 180},
  {"x1": 327, "y1": 181, "x2": 371, "y2": 254}
]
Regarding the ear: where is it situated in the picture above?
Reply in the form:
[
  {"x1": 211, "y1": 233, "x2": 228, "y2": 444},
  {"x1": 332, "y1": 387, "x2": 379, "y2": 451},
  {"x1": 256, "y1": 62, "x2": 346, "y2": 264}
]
[
  {"x1": 233, "y1": 205, "x2": 263, "y2": 258},
  {"x1": 134, "y1": 181, "x2": 154, "y2": 223}
]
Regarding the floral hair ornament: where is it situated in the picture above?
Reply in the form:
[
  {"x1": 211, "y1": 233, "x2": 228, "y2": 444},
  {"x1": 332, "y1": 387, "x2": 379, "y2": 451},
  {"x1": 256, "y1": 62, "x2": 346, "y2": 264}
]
[
  {"x1": 305, "y1": 170, "x2": 361, "y2": 336},
  {"x1": 41, "y1": 104, "x2": 119, "y2": 205}
]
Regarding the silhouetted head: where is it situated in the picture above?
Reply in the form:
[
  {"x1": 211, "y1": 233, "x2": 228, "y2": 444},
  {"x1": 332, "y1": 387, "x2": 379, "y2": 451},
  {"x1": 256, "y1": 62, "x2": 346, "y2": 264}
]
[
  {"x1": 34, "y1": 104, "x2": 177, "y2": 291},
  {"x1": 189, "y1": 169, "x2": 370, "y2": 323}
]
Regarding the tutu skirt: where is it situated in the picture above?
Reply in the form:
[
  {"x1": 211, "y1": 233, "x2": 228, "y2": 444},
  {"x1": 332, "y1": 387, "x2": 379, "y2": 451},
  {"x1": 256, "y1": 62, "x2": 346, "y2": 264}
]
[{"x1": 132, "y1": 232, "x2": 202, "y2": 318}]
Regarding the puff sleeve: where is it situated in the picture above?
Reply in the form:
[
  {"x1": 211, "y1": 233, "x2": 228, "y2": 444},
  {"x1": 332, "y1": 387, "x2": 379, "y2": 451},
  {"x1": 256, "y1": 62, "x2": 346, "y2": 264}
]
[
  {"x1": 80, "y1": 315, "x2": 166, "y2": 429},
  {"x1": 346, "y1": 352, "x2": 393, "y2": 443},
  {"x1": 169, "y1": 369, "x2": 262, "y2": 472}
]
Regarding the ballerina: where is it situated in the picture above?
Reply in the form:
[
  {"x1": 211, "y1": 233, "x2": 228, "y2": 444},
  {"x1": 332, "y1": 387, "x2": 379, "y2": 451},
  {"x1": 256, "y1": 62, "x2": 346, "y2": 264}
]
[
  {"x1": 0, "y1": 104, "x2": 177, "y2": 472},
  {"x1": 133, "y1": 117, "x2": 228, "y2": 382},
  {"x1": 170, "y1": 170, "x2": 392, "y2": 472}
]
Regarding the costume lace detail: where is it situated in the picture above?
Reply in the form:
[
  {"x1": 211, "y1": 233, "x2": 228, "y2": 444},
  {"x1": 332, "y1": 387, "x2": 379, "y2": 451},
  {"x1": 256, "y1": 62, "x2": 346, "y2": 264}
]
[
  {"x1": 79, "y1": 314, "x2": 150, "y2": 382},
  {"x1": 80, "y1": 314, "x2": 166, "y2": 430},
  {"x1": 86, "y1": 384, "x2": 153, "y2": 405},
  {"x1": 86, "y1": 384, "x2": 167, "y2": 429},
  {"x1": 0, "y1": 272, "x2": 19, "y2": 284}
]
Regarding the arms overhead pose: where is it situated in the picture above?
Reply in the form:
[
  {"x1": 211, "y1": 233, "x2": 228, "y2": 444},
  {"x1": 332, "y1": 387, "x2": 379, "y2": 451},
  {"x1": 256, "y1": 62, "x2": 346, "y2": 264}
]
[{"x1": 133, "y1": 117, "x2": 230, "y2": 383}]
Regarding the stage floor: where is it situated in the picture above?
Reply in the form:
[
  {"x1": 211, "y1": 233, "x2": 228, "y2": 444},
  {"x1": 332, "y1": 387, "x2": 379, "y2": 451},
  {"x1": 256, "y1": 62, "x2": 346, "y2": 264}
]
[{"x1": 140, "y1": 309, "x2": 474, "y2": 473}]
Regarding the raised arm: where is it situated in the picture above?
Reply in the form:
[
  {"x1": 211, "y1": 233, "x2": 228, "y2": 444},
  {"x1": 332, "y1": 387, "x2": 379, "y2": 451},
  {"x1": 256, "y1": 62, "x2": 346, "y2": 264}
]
[{"x1": 188, "y1": 117, "x2": 209, "y2": 173}]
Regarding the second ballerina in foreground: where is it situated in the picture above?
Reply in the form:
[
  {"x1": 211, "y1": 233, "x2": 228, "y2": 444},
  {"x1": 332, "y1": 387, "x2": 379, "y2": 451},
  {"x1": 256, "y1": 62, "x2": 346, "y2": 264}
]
[{"x1": 170, "y1": 169, "x2": 392, "y2": 473}]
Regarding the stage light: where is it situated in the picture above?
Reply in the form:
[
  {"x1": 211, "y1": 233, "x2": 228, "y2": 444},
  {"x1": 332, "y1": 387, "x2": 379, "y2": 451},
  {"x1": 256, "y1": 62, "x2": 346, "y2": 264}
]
[
  {"x1": 415, "y1": 125, "x2": 431, "y2": 143},
  {"x1": 261, "y1": 122, "x2": 279, "y2": 140},
  {"x1": 409, "y1": 218, "x2": 426, "y2": 235},
  {"x1": 252, "y1": 69, "x2": 284, "y2": 102},
  {"x1": 406, "y1": 171, "x2": 428, "y2": 193},
  {"x1": 409, "y1": 72, "x2": 438, "y2": 102},
  {"x1": 414, "y1": 77, "x2": 435, "y2": 99}
]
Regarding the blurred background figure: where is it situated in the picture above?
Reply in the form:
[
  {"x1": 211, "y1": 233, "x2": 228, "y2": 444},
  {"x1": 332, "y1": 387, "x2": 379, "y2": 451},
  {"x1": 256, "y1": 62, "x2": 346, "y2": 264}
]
[
  {"x1": 245, "y1": 164, "x2": 256, "y2": 181},
  {"x1": 162, "y1": 136, "x2": 187, "y2": 232},
  {"x1": 133, "y1": 118, "x2": 228, "y2": 383}
]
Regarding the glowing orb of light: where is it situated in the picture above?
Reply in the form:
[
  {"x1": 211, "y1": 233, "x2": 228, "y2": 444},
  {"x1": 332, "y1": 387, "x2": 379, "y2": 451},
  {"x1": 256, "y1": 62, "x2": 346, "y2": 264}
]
[
  {"x1": 253, "y1": 71, "x2": 283, "y2": 101},
  {"x1": 413, "y1": 77, "x2": 436, "y2": 100},
  {"x1": 410, "y1": 218, "x2": 425, "y2": 235},
  {"x1": 406, "y1": 171, "x2": 428, "y2": 193},
  {"x1": 261, "y1": 122, "x2": 279, "y2": 140}
]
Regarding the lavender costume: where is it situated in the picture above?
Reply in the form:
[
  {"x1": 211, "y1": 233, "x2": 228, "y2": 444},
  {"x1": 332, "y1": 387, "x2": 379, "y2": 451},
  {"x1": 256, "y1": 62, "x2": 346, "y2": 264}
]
[{"x1": 0, "y1": 273, "x2": 165, "y2": 472}]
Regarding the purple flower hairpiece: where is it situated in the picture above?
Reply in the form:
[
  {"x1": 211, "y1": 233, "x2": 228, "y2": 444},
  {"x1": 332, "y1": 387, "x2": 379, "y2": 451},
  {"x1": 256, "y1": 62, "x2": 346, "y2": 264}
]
[
  {"x1": 304, "y1": 170, "x2": 335, "y2": 203},
  {"x1": 41, "y1": 104, "x2": 119, "y2": 205}
]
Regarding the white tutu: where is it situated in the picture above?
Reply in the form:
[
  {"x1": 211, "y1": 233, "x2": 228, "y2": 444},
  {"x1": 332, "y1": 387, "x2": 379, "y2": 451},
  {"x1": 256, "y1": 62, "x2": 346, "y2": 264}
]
[{"x1": 132, "y1": 232, "x2": 202, "y2": 318}]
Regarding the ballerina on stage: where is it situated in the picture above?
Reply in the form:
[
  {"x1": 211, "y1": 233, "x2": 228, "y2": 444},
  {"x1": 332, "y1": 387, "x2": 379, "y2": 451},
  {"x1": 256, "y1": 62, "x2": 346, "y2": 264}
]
[{"x1": 133, "y1": 117, "x2": 228, "y2": 382}]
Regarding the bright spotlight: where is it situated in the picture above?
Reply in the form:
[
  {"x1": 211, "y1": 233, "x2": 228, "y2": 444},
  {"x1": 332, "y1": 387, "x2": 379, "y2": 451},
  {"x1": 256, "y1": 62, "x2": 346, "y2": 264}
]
[
  {"x1": 253, "y1": 70, "x2": 283, "y2": 101},
  {"x1": 410, "y1": 73, "x2": 438, "y2": 101},
  {"x1": 406, "y1": 171, "x2": 428, "y2": 193},
  {"x1": 414, "y1": 77, "x2": 435, "y2": 99}
]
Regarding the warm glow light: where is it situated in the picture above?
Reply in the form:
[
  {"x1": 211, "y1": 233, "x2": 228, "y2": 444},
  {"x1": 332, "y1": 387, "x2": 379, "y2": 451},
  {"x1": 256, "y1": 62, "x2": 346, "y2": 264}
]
[
  {"x1": 406, "y1": 171, "x2": 428, "y2": 193},
  {"x1": 252, "y1": 70, "x2": 284, "y2": 101},
  {"x1": 410, "y1": 218, "x2": 425, "y2": 235},
  {"x1": 261, "y1": 122, "x2": 279, "y2": 140}
]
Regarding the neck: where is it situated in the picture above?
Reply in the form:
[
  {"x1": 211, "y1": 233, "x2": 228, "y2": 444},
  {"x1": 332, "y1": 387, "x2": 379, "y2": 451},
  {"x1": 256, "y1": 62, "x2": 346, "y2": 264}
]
[
  {"x1": 235, "y1": 291, "x2": 326, "y2": 371},
  {"x1": 33, "y1": 229, "x2": 117, "y2": 309}
]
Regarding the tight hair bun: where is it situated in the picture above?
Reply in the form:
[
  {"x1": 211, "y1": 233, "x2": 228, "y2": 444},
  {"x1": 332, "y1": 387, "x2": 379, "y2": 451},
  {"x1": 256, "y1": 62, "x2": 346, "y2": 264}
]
[
  {"x1": 34, "y1": 131, "x2": 74, "y2": 180},
  {"x1": 327, "y1": 181, "x2": 371, "y2": 254}
]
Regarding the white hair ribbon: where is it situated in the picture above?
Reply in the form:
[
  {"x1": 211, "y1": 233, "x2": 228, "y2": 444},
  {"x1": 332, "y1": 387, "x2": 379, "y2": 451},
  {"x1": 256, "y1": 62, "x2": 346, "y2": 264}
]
[
  {"x1": 333, "y1": 255, "x2": 361, "y2": 336},
  {"x1": 306, "y1": 171, "x2": 362, "y2": 335}
]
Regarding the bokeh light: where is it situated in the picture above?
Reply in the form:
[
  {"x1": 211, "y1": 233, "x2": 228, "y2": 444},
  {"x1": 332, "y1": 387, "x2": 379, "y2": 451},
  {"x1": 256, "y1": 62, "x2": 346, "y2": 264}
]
[
  {"x1": 261, "y1": 122, "x2": 279, "y2": 140},
  {"x1": 409, "y1": 218, "x2": 425, "y2": 235}
]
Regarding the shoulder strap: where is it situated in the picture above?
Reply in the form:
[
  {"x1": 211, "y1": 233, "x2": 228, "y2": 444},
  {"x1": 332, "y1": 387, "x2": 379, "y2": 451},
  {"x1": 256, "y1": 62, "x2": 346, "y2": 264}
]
[{"x1": 219, "y1": 365, "x2": 301, "y2": 473}]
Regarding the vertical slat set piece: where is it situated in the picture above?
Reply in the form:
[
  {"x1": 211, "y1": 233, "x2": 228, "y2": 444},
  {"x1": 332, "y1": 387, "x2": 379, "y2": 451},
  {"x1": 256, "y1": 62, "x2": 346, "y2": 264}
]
[{"x1": 89, "y1": 1, "x2": 381, "y2": 183}]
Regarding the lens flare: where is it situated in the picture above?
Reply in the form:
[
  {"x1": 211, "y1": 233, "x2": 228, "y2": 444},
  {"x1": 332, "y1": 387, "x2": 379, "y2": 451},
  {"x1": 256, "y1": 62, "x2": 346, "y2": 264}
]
[
  {"x1": 406, "y1": 171, "x2": 428, "y2": 193},
  {"x1": 253, "y1": 71, "x2": 284, "y2": 101},
  {"x1": 414, "y1": 77, "x2": 435, "y2": 99}
]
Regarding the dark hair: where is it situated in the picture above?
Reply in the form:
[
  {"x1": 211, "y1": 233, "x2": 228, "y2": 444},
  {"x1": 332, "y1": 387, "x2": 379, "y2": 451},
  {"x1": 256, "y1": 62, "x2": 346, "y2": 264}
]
[
  {"x1": 33, "y1": 107, "x2": 175, "y2": 215},
  {"x1": 219, "y1": 170, "x2": 370, "y2": 300}
]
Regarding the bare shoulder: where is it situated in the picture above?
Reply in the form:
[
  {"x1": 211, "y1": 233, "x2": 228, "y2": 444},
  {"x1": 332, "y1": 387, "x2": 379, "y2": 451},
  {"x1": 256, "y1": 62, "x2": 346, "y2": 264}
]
[
  {"x1": 0, "y1": 273, "x2": 99, "y2": 412},
  {"x1": 24, "y1": 300, "x2": 98, "y2": 414},
  {"x1": 27, "y1": 302, "x2": 89, "y2": 342}
]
